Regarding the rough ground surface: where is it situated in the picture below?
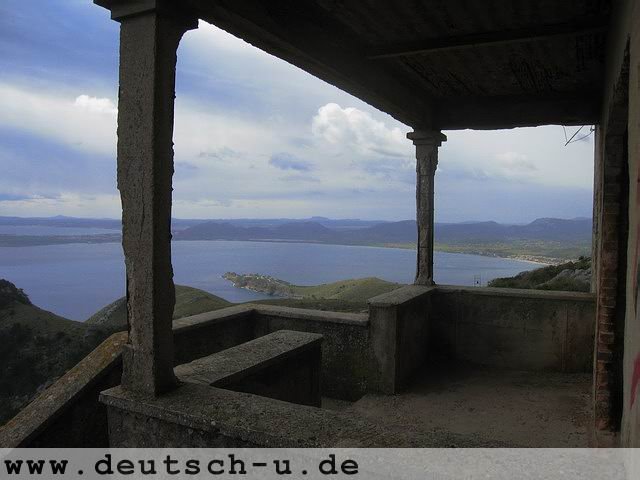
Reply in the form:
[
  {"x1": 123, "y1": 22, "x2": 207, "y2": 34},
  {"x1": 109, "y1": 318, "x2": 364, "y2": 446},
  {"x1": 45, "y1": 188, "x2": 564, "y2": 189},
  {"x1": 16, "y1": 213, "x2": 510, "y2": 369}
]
[{"x1": 341, "y1": 362, "x2": 591, "y2": 447}]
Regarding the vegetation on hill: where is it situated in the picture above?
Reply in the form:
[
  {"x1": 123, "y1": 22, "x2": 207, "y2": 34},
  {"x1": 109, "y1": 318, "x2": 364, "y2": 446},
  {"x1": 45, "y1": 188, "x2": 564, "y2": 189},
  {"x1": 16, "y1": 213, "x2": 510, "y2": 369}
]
[
  {"x1": 0, "y1": 280, "x2": 112, "y2": 425},
  {"x1": 224, "y1": 273, "x2": 403, "y2": 313},
  {"x1": 224, "y1": 273, "x2": 401, "y2": 301},
  {"x1": 0, "y1": 281, "x2": 230, "y2": 426},
  {"x1": 86, "y1": 285, "x2": 231, "y2": 330},
  {"x1": 434, "y1": 240, "x2": 591, "y2": 264},
  {"x1": 2, "y1": 273, "x2": 388, "y2": 426},
  {"x1": 0, "y1": 279, "x2": 31, "y2": 307},
  {"x1": 488, "y1": 257, "x2": 591, "y2": 292}
]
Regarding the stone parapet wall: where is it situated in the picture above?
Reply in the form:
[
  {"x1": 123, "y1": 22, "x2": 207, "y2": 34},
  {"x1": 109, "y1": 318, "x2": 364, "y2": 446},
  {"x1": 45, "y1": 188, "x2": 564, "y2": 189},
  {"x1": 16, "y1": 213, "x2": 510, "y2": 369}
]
[
  {"x1": 368, "y1": 286, "x2": 435, "y2": 393},
  {"x1": 430, "y1": 286, "x2": 596, "y2": 372},
  {"x1": 251, "y1": 305, "x2": 370, "y2": 400},
  {"x1": 0, "y1": 304, "x2": 370, "y2": 446},
  {"x1": 1, "y1": 287, "x2": 597, "y2": 447}
]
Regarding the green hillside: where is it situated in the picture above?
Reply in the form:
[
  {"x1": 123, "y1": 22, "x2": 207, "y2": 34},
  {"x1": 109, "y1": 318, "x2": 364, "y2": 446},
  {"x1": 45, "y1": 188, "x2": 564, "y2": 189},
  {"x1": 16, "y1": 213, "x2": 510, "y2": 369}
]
[
  {"x1": 223, "y1": 273, "x2": 403, "y2": 312},
  {"x1": 488, "y1": 257, "x2": 591, "y2": 292},
  {"x1": 0, "y1": 282, "x2": 230, "y2": 426},
  {"x1": 289, "y1": 277, "x2": 402, "y2": 301},
  {"x1": 0, "y1": 280, "x2": 110, "y2": 425},
  {"x1": 86, "y1": 285, "x2": 231, "y2": 330}
]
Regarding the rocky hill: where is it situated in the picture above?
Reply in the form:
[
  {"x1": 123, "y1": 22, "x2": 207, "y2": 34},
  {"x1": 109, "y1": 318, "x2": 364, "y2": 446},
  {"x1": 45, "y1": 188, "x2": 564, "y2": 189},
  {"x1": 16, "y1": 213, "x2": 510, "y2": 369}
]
[
  {"x1": 0, "y1": 281, "x2": 230, "y2": 426},
  {"x1": 224, "y1": 272, "x2": 402, "y2": 303},
  {"x1": 488, "y1": 257, "x2": 591, "y2": 292},
  {"x1": 86, "y1": 285, "x2": 231, "y2": 331},
  {"x1": 0, "y1": 279, "x2": 112, "y2": 425},
  {"x1": 0, "y1": 279, "x2": 31, "y2": 308}
]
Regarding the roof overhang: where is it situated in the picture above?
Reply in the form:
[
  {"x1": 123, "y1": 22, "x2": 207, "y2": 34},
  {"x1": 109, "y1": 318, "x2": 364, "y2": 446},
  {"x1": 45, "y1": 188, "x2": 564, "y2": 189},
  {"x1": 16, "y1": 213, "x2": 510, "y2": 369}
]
[{"x1": 96, "y1": 0, "x2": 611, "y2": 130}]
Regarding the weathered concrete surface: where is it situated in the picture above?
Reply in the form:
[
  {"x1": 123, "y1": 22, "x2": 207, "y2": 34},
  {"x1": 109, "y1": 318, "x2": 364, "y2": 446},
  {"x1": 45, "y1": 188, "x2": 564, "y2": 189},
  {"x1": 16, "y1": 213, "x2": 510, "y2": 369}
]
[
  {"x1": 1, "y1": 304, "x2": 371, "y2": 446},
  {"x1": 348, "y1": 362, "x2": 592, "y2": 447},
  {"x1": 173, "y1": 304, "x2": 256, "y2": 365},
  {"x1": 0, "y1": 332, "x2": 127, "y2": 448},
  {"x1": 176, "y1": 330, "x2": 322, "y2": 407},
  {"x1": 101, "y1": 382, "x2": 399, "y2": 447},
  {"x1": 252, "y1": 305, "x2": 371, "y2": 400},
  {"x1": 138, "y1": 0, "x2": 609, "y2": 129},
  {"x1": 431, "y1": 286, "x2": 596, "y2": 372},
  {"x1": 407, "y1": 131, "x2": 446, "y2": 286},
  {"x1": 0, "y1": 306, "x2": 255, "y2": 447},
  {"x1": 368, "y1": 285, "x2": 434, "y2": 393},
  {"x1": 101, "y1": 381, "x2": 509, "y2": 447},
  {"x1": 1, "y1": 289, "x2": 600, "y2": 447},
  {"x1": 116, "y1": 8, "x2": 196, "y2": 396}
]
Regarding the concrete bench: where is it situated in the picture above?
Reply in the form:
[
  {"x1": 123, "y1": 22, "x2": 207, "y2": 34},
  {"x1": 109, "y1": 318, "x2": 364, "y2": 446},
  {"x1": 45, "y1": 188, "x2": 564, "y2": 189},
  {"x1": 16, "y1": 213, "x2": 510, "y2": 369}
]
[{"x1": 174, "y1": 330, "x2": 323, "y2": 407}]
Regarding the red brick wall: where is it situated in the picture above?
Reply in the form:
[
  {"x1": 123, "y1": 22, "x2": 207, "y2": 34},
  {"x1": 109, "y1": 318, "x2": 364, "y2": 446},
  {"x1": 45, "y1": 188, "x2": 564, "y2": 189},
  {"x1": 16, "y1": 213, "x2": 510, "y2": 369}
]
[{"x1": 593, "y1": 131, "x2": 628, "y2": 442}]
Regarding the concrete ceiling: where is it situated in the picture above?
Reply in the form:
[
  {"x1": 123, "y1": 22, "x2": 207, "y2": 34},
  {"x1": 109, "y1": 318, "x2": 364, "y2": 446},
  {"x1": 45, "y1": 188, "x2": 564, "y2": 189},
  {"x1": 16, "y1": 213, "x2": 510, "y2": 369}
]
[{"x1": 102, "y1": 0, "x2": 612, "y2": 130}]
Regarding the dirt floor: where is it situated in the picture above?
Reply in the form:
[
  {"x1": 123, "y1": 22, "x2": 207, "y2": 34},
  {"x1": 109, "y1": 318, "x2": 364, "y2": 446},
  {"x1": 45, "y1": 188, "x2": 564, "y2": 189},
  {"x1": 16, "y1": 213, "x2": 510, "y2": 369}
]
[{"x1": 326, "y1": 362, "x2": 592, "y2": 447}]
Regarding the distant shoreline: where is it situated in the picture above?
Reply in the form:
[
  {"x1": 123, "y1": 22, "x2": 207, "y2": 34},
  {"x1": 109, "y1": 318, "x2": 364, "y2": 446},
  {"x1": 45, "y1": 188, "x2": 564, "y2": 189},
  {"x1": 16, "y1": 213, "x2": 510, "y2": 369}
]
[{"x1": 0, "y1": 234, "x2": 565, "y2": 264}]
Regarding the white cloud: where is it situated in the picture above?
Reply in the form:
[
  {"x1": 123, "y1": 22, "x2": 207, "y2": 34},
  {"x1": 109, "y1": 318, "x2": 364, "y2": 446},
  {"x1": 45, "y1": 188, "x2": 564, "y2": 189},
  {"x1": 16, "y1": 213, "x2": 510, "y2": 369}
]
[
  {"x1": 312, "y1": 103, "x2": 409, "y2": 159},
  {"x1": 442, "y1": 127, "x2": 594, "y2": 188},
  {"x1": 0, "y1": 83, "x2": 117, "y2": 156},
  {"x1": 495, "y1": 152, "x2": 536, "y2": 171},
  {"x1": 0, "y1": 78, "x2": 595, "y2": 221},
  {"x1": 73, "y1": 94, "x2": 117, "y2": 115}
]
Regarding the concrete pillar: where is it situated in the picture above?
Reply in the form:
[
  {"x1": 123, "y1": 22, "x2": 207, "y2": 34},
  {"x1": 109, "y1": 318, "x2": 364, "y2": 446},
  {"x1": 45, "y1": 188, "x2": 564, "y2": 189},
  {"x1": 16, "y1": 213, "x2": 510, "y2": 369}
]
[
  {"x1": 407, "y1": 130, "x2": 446, "y2": 286},
  {"x1": 110, "y1": 4, "x2": 197, "y2": 396}
]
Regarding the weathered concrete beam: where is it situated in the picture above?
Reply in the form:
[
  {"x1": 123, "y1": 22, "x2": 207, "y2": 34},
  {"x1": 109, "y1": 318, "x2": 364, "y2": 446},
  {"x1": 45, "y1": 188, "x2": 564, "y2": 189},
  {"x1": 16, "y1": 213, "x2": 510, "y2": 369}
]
[
  {"x1": 94, "y1": 0, "x2": 196, "y2": 22},
  {"x1": 367, "y1": 17, "x2": 608, "y2": 59},
  {"x1": 407, "y1": 130, "x2": 446, "y2": 286},
  {"x1": 181, "y1": 0, "x2": 435, "y2": 128},
  {"x1": 435, "y1": 92, "x2": 601, "y2": 130},
  {"x1": 109, "y1": 5, "x2": 197, "y2": 396}
]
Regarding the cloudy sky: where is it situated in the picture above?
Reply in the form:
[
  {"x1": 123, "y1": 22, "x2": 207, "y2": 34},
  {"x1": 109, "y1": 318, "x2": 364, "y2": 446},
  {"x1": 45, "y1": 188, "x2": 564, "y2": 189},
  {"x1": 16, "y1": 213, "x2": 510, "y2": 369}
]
[{"x1": 0, "y1": 0, "x2": 595, "y2": 223}]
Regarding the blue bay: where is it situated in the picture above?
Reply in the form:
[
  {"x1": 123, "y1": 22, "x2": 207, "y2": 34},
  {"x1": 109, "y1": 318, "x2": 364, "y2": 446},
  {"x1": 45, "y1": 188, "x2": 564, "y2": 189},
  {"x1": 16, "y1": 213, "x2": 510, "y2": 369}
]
[{"x1": 0, "y1": 240, "x2": 539, "y2": 321}]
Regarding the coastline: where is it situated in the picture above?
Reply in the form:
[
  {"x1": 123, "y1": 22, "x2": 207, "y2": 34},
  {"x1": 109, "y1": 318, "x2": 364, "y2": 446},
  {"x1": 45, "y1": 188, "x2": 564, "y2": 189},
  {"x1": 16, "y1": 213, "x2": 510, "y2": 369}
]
[{"x1": 0, "y1": 234, "x2": 571, "y2": 265}]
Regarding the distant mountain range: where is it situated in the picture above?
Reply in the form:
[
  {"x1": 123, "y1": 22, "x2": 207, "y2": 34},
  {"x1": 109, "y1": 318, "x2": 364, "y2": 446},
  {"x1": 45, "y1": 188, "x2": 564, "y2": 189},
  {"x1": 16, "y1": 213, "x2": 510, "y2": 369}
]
[
  {"x1": 0, "y1": 215, "x2": 592, "y2": 261},
  {"x1": 0, "y1": 215, "x2": 383, "y2": 231},
  {"x1": 174, "y1": 217, "x2": 592, "y2": 245}
]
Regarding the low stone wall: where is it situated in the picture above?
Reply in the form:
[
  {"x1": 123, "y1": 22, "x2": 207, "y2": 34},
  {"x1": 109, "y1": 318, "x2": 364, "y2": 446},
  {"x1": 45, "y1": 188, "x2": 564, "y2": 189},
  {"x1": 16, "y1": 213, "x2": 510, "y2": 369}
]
[
  {"x1": 0, "y1": 304, "x2": 370, "y2": 446},
  {"x1": 430, "y1": 286, "x2": 596, "y2": 372},
  {"x1": 176, "y1": 330, "x2": 323, "y2": 407},
  {"x1": 101, "y1": 382, "x2": 398, "y2": 447},
  {"x1": 0, "y1": 287, "x2": 596, "y2": 447},
  {"x1": 173, "y1": 305, "x2": 256, "y2": 364},
  {"x1": 368, "y1": 286, "x2": 434, "y2": 393},
  {"x1": 0, "y1": 306, "x2": 256, "y2": 447},
  {"x1": 252, "y1": 305, "x2": 370, "y2": 400}
]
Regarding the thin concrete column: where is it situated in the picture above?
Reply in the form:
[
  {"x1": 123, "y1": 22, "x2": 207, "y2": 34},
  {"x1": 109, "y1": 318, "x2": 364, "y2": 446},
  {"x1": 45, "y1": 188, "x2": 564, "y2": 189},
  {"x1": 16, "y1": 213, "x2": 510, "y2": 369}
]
[
  {"x1": 407, "y1": 130, "x2": 446, "y2": 286},
  {"x1": 113, "y1": 5, "x2": 197, "y2": 396}
]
